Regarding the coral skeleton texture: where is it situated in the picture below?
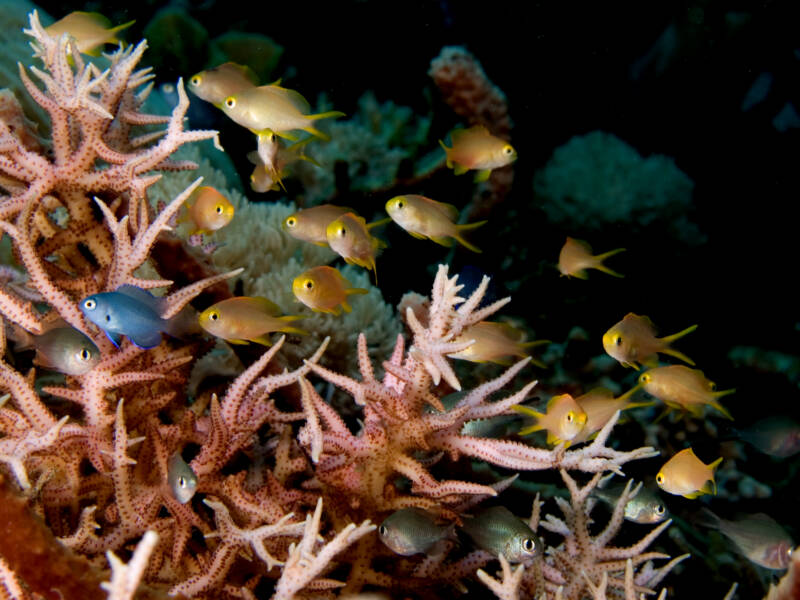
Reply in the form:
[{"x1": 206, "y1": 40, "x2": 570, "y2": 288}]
[{"x1": 0, "y1": 11, "x2": 685, "y2": 600}]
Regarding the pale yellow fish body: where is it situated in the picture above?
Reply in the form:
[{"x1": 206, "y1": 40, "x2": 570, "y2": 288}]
[
  {"x1": 448, "y1": 321, "x2": 547, "y2": 366},
  {"x1": 558, "y1": 237, "x2": 625, "y2": 279},
  {"x1": 439, "y1": 125, "x2": 516, "y2": 181},
  {"x1": 603, "y1": 312, "x2": 696, "y2": 369},
  {"x1": 656, "y1": 447, "x2": 722, "y2": 499},
  {"x1": 188, "y1": 62, "x2": 258, "y2": 107},
  {"x1": 282, "y1": 204, "x2": 352, "y2": 245},
  {"x1": 185, "y1": 186, "x2": 234, "y2": 235},
  {"x1": 514, "y1": 394, "x2": 588, "y2": 446},
  {"x1": 326, "y1": 212, "x2": 384, "y2": 279},
  {"x1": 292, "y1": 266, "x2": 367, "y2": 315},
  {"x1": 248, "y1": 137, "x2": 317, "y2": 193},
  {"x1": 570, "y1": 387, "x2": 646, "y2": 444},
  {"x1": 639, "y1": 365, "x2": 734, "y2": 419},
  {"x1": 385, "y1": 194, "x2": 485, "y2": 252},
  {"x1": 198, "y1": 297, "x2": 305, "y2": 346},
  {"x1": 45, "y1": 11, "x2": 134, "y2": 55}
]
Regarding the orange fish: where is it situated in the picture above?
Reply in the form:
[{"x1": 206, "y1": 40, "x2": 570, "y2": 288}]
[
  {"x1": 198, "y1": 297, "x2": 305, "y2": 346},
  {"x1": 639, "y1": 365, "x2": 734, "y2": 419},
  {"x1": 603, "y1": 313, "x2": 697, "y2": 369},
  {"x1": 439, "y1": 125, "x2": 516, "y2": 182},
  {"x1": 557, "y1": 237, "x2": 625, "y2": 279},
  {"x1": 385, "y1": 195, "x2": 485, "y2": 253},
  {"x1": 656, "y1": 447, "x2": 722, "y2": 499},
  {"x1": 182, "y1": 186, "x2": 235, "y2": 235},
  {"x1": 514, "y1": 394, "x2": 588, "y2": 446},
  {"x1": 326, "y1": 212, "x2": 386, "y2": 283},
  {"x1": 45, "y1": 11, "x2": 134, "y2": 56},
  {"x1": 292, "y1": 266, "x2": 368, "y2": 315},
  {"x1": 282, "y1": 205, "x2": 353, "y2": 246},
  {"x1": 570, "y1": 386, "x2": 652, "y2": 445},
  {"x1": 447, "y1": 321, "x2": 549, "y2": 367}
]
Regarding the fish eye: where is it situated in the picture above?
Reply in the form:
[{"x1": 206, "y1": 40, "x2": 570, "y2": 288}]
[
  {"x1": 76, "y1": 348, "x2": 92, "y2": 362},
  {"x1": 378, "y1": 525, "x2": 387, "y2": 536},
  {"x1": 655, "y1": 504, "x2": 665, "y2": 515},
  {"x1": 305, "y1": 280, "x2": 314, "y2": 290},
  {"x1": 286, "y1": 217, "x2": 297, "y2": 227},
  {"x1": 190, "y1": 76, "x2": 201, "y2": 86},
  {"x1": 105, "y1": 315, "x2": 111, "y2": 322},
  {"x1": 503, "y1": 145, "x2": 514, "y2": 155},
  {"x1": 614, "y1": 335, "x2": 622, "y2": 346},
  {"x1": 178, "y1": 476, "x2": 187, "y2": 488},
  {"x1": 225, "y1": 97, "x2": 236, "y2": 108},
  {"x1": 397, "y1": 201, "x2": 404, "y2": 209},
  {"x1": 522, "y1": 538, "x2": 536, "y2": 553},
  {"x1": 639, "y1": 373, "x2": 651, "y2": 384},
  {"x1": 215, "y1": 205, "x2": 224, "y2": 214},
  {"x1": 566, "y1": 412, "x2": 574, "y2": 423},
  {"x1": 209, "y1": 311, "x2": 219, "y2": 321},
  {"x1": 337, "y1": 227, "x2": 346, "y2": 237},
  {"x1": 83, "y1": 299, "x2": 96, "y2": 310},
  {"x1": 656, "y1": 473, "x2": 664, "y2": 484}
]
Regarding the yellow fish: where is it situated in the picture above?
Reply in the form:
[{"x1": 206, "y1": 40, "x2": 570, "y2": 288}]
[
  {"x1": 326, "y1": 212, "x2": 386, "y2": 283},
  {"x1": 603, "y1": 313, "x2": 697, "y2": 369},
  {"x1": 247, "y1": 137, "x2": 318, "y2": 193},
  {"x1": 45, "y1": 11, "x2": 134, "y2": 56},
  {"x1": 656, "y1": 447, "x2": 722, "y2": 499},
  {"x1": 514, "y1": 394, "x2": 588, "y2": 446},
  {"x1": 188, "y1": 62, "x2": 259, "y2": 108},
  {"x1": 639, "y1": 365, "x2": 734, "y2": 419},
  {"x1": 439, "y1": 125, "x2": 517, "y2": 182},
  {"x1": 558, "y1": 237, "x2": 625, "y2": 279},
  {"x1": 221, "y1": 84, "x2": 344, "y2": 140},
  {"x1": 198, "y1": 297, "x2": 306, "y2": 346},
  {"x1": 292, "y1": 266, "x2": 368, "y2": 315},
  {"x1": 447, "y1": 321, "x2": 549, "y2": 367},
  {"x1": 182, "y1": 186, "x2": 234, "y2": 235},
  {"x1": 570, "y1": 386, "x2": 652, "y2": 445},
  {"x1": 385, "y1": 195, "x2": 486, "y2": 253},
  {"x1": 282, "y1": 205, "x2": 353, "y2": 246}
]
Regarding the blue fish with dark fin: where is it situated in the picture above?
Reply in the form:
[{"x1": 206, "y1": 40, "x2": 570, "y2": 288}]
[{"x1": 80, "y1": 285, "x2": 171, "y2": 349}]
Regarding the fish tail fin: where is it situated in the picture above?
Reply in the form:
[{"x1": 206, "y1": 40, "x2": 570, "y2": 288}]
[
  {"x1": 301, "y1": 125, "x2": 330, "y2": 141},
  {"x1": 614, "y1": 383, "x2": 643, "y2": 403},
  {"x1": 109, "y1": 19, "x2": 135, "y2": 42},
  {"x1": 595, "y1": 247, "x2": 626, "y2": 262},
  {"x1": 278, "y1": 315, "x2": 304, "y2": 323},
  {"x1": 512, "y1": 404, "x2": 545, "y2": 435},
  {"x1": 709, "y1": 397, "x2": 734, "y2": 420},
  {"x1": 659, "y1": 348, "x2": 695, "y2": 366},
  {"x1": 661, "y1": 324, "x2": 698, "y2": 344},
  {"x1": 453, "y1": 220, "x2": 487, "y2": 253},
  {"x1": 595, "y1": 264, "x2": 625, "y2": 278},
  {"x1": 366, "y1": 217, "x2": 391, "y2": 230},
  {"x1": 303, "y1": 111, "x2": 345, "y2": 141},
  {"x1": 279, "y1": 325, "x2": 308, "y2": 336},
  {"x1": 519, "y1": 340, "x2": 550, "y2": 368},
  {"x1": 346, "y1": 287, "x2": 369, "y2": 296}
]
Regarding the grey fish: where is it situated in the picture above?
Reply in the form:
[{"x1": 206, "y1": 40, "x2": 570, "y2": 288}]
[
  {"x1": 462, "y1": 506, "x2": 541, "y2": 563},
  {"x1": 32, "y1": 326, "x2": 100, "y2": 376},
  {"x1": 168, "y1": 453, "x2": 198, "y2": 504},
  {"x1": 378, "y1": 508, "x2": 454, "y2": 556},
  {"x1": 593, "y1": 479, "x2": 669, "y2": 524},
  {"x1": 734, "y1": 416, "x2": 800, "y2": 458},
  {"x1": 702, "y1": 509, "x2": 794, "y2": 570}
]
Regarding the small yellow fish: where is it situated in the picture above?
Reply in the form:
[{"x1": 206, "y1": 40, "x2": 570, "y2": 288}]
[
  {"x1": 656, "y1": 447, "x2": 722, "y2": 499},
  {"x1": 198, "y1": 297, "x2": 306, "y2": 346},
  {"x1": 45, "y1": 11, "x2": 134, "y2": 56},
  {"x1": 557, "y1": 237, "x2": 625, "y2": 279},
  {"x1": 282, "y1": 205, "x2": 353, "y2": 246},
  {"x1": 439, "y1": 125, "x2": 517, "y2": 182},
  {"x1": 188, "y1": 62, "x2": 259, "y2": 108},
  {"x1": 292, "y1": 266, "x2": 368, "y2": 315},
  {"x1": 247, "y1": 137, "x2": 318, "y2": 193},
  {"x1": 326, "y1": 212, "x2": 386, "y2": 283},
  {"x1": 385, "y1": 195, "x2": 486, "y2": 253},
  {"x1": 221, "y1": 84, "x2": 344, "y2": 140},
  {"x1": 603, "y1": 313, "x2": 697, "y2": 370},
  {"x1": 570, "y1": 386, "x2": 651, "y2": 445},
  {"x1": 514, "y1": 394, "x2": 588, "y2": 446},
  {"x1": 447, "y1": 321, "x2": 549, "y2": 367},
  {"x1": 639, "y1": 365, "x2": 734, "y2": 419},
  {"x1": 182, "y1": 186, "x2": 234, "y2": 235}
]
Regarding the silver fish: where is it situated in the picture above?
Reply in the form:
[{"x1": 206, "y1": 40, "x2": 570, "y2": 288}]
[
  {"x1": 33, "y1": 326, "x2": 100, "y2": 376},
  {"x1": 734, "y1": 416, "x2": 800, "y2": 458},
  {"x1": 378, "y1": 508, "x2": 454, "y2": 556},
  {"x1": 702, "y1": 509, "x2": 794, "y2": 570},
  {"x1": 168, "y1": 453, "x2": 198, "y2": 504},
  {"x1": 462, "y1": 506, "x2": 541, "y2": 563},
  {"x1": 593, "y1": 479, "x2": 669, "y2": 524}
]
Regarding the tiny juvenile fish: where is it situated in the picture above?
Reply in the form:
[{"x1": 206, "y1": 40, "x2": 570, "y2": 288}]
[
  {"x1": 80, "y1": 285, "x2": 172, "y2": 349},
  {"x1": 656, "y1": 447, "x2": 722, "y2": 499},
  {"x1": 221, "y1": 83, "x2": 344, "y2": 140},
  {"x1": 198, "y1": 296, "x2": 306, "y2": 346},
  {"x1": 247, "y1": 137, "x2": 317, "y2": 193},
  {"x1": 447, "y1": 321, "x2": 549, "y2": 367},
  {"x1": 45, "y1": 11, "x2": 134, "y2": 56},
  {"x1": 569, "y1": 386, "x2": 651, "y2": 445},
  {"x1": 326, "y1": 212, "x2": 386, "y2": 283},
  {"x1": 168, "y1": 452, "x2": 198, "y2": 504},
  {"x1": 639, "y1": 365, "x2": 735, "y2": 419},
  {"x1": 603, "y1": 313, "x2": 696, "y2": 369},
  {"x1": 182, "y1": 186, "x2": 234, "y2": 235},
  {"x1": 32, "y1": 326, "x2": 100, "y2": 376},
  {"x1": 188, "y1": 62, "x2": 258, "y2": 107},
  {"x1": 292, "y1": 266, "x2": 368, "y2": 316},
  {"x1": 514, "y1": 393, "x2": 587, "y2": 446},
  {"x1": 701, "y1": 509, "x2": 794, "y2": 570},
  {"x1": 462, "y1": 506, "x2": 541, "y2": 563},
  {"x1": 557, "y1": 237, "x2": 625, "y2": 279},
  {"x1": 282, "y1": 204, "x2": 352, "y2": 246},
  {"x1": 439, "y1": 125, "x2": 517, "y2": 182},
  {"x1": 378, "y1": 508, "x2": 455, "y2": 556},
  {"x1": 733, "y1": 416, "x2": 800, "y2": 458},
  {"x1": 385, "y1": 195, "x2": 486, "y2": 253},
  {"x1": 593, "y1": 477, "x2": 669, "y2": 524}
]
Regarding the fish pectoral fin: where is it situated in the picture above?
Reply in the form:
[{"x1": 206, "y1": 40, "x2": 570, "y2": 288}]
[
  {"x1": 473, "y1": 169, "x2": 492, "y2": 182},
  {"x1": 104, "y1": 330, "x2": 122, "y2": 348}
]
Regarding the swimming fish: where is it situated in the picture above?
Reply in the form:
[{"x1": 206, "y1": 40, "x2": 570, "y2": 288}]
[
  {"x1": 282, "y1": 205, "x2": 352, "y2": 246},
  {"x1": 188, "y1": 62, "x2": 258, "y2": 107},
  {"x1": 326, "y1": 212, "x2": 386, "y2": 282},
  {"x1": 30, "y1": 326, "x2": 100, "y2": 376},
  {"x1": 447, "y1": 321, "x2": 549, "y2": 367},
  {"x1": 514, "y1": 394, "x2": 588, "y2": 446},
  {"x1": 570, "y1": 386, "x2": 651, "y2": 445},
  {"x1": 603, "y1": 313, "x2": 697, "y2": 369},
  {"x1": 700, "y1": 509, "x2": 794, "y2": 570},
  {"x1": 80, "y1": 285, "x2": 174, "y2": 349},
  {"x1": 385, "y1": 195, "x2": 486, "y2": 253},
  {"x1": 656, "y1": 447, "x2": 722, "y2": 499},
  {"x1": 733, "y1": 416, "x2": 800, "y2": 458},
  {"x1": 592, "y1": 477, "x2": 669, "y2": 524},
  {"x1": 221, "y1": 83, "x2": 344, "y2": 140},
  {"x1": 439, "y1": 126, "x2": 517, "y2": 182},
  {"x1": 378, "y1": 508, "x2": 455, "y2": 556},
  {"x1": 45, "y1": 11, "x2": 134, "y2": 56},
  {"x1": 292, "y1": 266, "x2": 368, "y2": 315},
  {"x1": 182, "y1": 186, "x2": 235, "y2": 235},
  {"x1": 247, "y1": 137, "x2": 317, "y2": 193},
  {"x1": 462, "y1": 506, "x2": 541, "y2": 563},
  {"x1": 168, "y1": 452, "x2": 198, "y2": 504},
  {"x1": 557, "y1": 237, "x2": 625, "y2": 279},
  {"x1": 198, "y1": 297, "x2": 306, "y2": 346},
  {"x1": 638, "y1": 365, "x2": 735, "y2": 420}
]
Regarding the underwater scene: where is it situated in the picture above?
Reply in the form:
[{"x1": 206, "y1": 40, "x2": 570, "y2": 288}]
[{"x1": 0, "y1": 0, "x2": 798, "y2": 598}]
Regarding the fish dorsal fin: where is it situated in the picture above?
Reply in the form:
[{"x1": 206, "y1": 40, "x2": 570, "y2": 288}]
[
  {"x1": 450, "y1": 125, "x2": 490, "y2": 145},
  {"x1": 115, "y1": 284, "x2": 164, "y2": 315},
  {"x1": 546, "y1": 394, "x2": 568, "y2": 413},
  {"x1": 628, "y1": 313, "x2": 656, "y2": 334},
  {"x1": 424, "y1": 196, "x2": 460, "y2": 222},
  {"x1": 74, "y1": 11, "x2": 113, "y2": 29},
  {"x1": 244, "y1": 296, "x2": 283, "y2": 316},
  {"x1": 260, "y1": 84, "x2": 310, "y2": 113},
  {"x1": 224, "y1": 62, "x2": 259, "y2": 85},
  {"x1": 571, "y1": 237, "x2": 594, "y2": 255}
]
